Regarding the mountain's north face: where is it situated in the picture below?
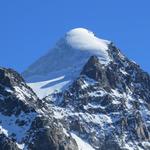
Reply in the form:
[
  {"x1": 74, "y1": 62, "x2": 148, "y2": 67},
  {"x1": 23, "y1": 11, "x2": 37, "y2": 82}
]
[{"x1": 0, "y1": 28, "x2": 150, "y2": 150}]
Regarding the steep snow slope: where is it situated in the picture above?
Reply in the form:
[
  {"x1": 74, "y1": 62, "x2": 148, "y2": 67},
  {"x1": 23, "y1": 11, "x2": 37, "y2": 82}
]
[
  {"x1": 28, "y1": 76, "x2": 71, "y2": 98},
  {"x1": 23, "y1": 28, "x2": 111, "y2": 98}
]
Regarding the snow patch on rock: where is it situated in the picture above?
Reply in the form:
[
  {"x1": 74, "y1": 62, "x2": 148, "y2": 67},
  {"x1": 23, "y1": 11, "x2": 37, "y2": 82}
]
[{"x1": 71, "y1": 132, "x2": 95, "y2": 150}]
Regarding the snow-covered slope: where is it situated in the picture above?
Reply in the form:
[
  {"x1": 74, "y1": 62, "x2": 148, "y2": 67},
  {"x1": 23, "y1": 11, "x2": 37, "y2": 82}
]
[{"x1": 23, "y1": 28, "x2": 111, "y2": 98}]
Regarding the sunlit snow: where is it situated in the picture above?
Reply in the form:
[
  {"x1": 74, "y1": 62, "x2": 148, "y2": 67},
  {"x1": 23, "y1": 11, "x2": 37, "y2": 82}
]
[
  {"x1": 24, "y1": 28, "x2": 112, "y2": 98},
  {"x1": 71, "y1": 132, "x2": 95, "y2": 150}
]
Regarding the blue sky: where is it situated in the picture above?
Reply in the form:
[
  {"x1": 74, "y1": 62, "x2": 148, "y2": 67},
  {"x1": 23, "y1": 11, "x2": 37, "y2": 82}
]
[{"x1": 0, "y1": 0, "x2": 150, "y2": 73}]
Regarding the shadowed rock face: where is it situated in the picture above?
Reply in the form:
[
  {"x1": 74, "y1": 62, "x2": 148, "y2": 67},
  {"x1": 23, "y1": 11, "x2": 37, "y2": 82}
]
[
  {"x1": 0, "y1": 68, "x2": 78, "y2": 150},
  {"x1": 0, "y1": 68, "x2": 25, "y2": 87},
  {"x1": 45, "y1": 44, "x2": 150, "y2": 150},
  {"x1": 0, "y1": 67, "x2": 37, "y2": 116},
  {"x1": 26, "y1": 116, "x2": 78, "y2": 150},
  {"x1": 81, "y1": 56, "x2": 109, "y2": 89},
  {"x1": 0, "y1": 134, "x2": 20, "y2": 150},
  {"x1": 81, "y1": 56, "x2": 104, "y2": 81}
]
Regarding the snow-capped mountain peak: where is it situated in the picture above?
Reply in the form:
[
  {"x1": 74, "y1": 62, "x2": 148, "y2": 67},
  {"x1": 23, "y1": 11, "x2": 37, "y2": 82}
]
[
  {"x1": 23, "y1": 28, "x2": 112, "y2": 78},
  {"x1": 1, "y1": 28, "x2": 150, "y2": 150},
  {"x1": 23, "y1": 28, "x2": 113, "y2": 98}
]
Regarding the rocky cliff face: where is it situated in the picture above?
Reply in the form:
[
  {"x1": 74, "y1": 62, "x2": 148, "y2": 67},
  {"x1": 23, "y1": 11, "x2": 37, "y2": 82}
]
[
  {"x1": 0, "y1": 67, "x2": 78, "y2": 150},
  {"x1": 1, "y1": 28, "x2": 150, "y2": 150},
  {"x1": 44, "y1": 43, "x2": 150, "y2": 150}
]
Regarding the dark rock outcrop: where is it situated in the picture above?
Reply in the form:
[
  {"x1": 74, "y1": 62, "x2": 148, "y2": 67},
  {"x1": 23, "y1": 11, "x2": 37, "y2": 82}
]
[
  {"x1": 0, "y1": 134, "x2": 20, "y2": 150},
  {"x1": 0, "y1": 67, "x2": 78, "y2": 150},
  {"x1": 45, "y1": 43, "x2": 150, "y2": 150}
]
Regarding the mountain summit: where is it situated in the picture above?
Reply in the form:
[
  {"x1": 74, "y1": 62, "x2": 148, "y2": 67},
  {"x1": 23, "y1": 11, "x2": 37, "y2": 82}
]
[
  {"x1": 23, "y1": 28, "x2": 111, "y2": 79},
  {"x1": 22, "y1": 28, "x2": 114, "y2": 98},
  {"x1": 65, "y1": 28, "x2": 110, "y2": 56}
]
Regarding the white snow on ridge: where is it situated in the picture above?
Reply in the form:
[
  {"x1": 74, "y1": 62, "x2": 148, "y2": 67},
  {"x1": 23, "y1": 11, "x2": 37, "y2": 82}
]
[
  {"x1": 0, "y1": 126, "x2": 8, "y2": 136},
  {"x1": 71, "y1": 132, "x2": 95, "y2": 150},
  {"x1": 16, "y1": 143, "x2": 25, "y2": 150}
]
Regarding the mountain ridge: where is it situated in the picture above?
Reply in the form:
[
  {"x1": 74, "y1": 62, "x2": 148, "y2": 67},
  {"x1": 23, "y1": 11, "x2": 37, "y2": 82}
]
[
  {"x1": 0, "y1": 67, "x2": 78, "y2": 150},
  {"x1": 0, "y1": 28, "x2": 150, "y2": 150}
]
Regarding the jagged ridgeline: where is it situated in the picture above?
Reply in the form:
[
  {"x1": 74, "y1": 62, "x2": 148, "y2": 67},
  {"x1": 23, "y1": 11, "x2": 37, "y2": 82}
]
[
  {"x1": 0, "y1": 68, "x2": 78, "y2": 150},
  {"x1": 44, "y1": 42, "x2": 150, "y2": 150},
  {"x1": 0, "y1": 28, "x2": 150, "y2": 150}
]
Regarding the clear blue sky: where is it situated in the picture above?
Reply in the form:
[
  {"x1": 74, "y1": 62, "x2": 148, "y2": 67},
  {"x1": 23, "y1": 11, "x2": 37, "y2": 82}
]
[{"x1": 0, "y1": 0, "x2": 150, "y2": 73}]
